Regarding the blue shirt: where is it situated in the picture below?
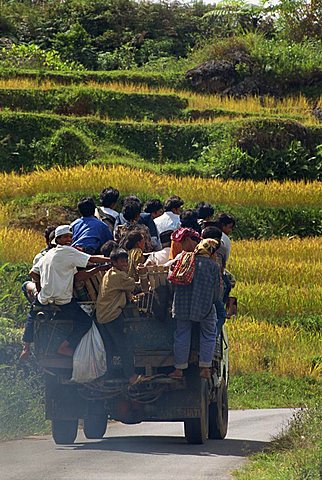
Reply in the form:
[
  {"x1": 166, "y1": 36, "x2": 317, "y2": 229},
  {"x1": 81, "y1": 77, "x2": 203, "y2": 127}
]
[{"x1": 71, "y1": 216, "x2": 113, "y2": 252}]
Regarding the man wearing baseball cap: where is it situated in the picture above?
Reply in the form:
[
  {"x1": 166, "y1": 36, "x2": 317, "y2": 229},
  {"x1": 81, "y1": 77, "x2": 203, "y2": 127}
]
[{"x1": 29, "y1": 224, "x2": 109, "y2": 356}]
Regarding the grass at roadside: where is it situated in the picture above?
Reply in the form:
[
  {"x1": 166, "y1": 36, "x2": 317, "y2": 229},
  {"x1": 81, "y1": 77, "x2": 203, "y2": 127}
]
[
  {"x1": 233, "y1": 406, "x2": 321, "y2": 480},
  {"x1": 229, "y1": 373, "x2": 321, "y2": 409},
  {"x1": 0, "y1": 366, "x2": 49, "y2": 440}
]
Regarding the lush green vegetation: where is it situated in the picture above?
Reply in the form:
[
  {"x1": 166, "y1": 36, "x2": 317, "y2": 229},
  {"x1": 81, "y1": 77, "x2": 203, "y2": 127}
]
[
  {"x1": 0, "y1": 365, "x2": 49, "y2": 440},
  {"x1": 1, "y1": 0, "x2": 321, "y2": 78},
  {"x1": 1, "y1": 111, "x2": 321, "y2": 180},
  {"x1": 234, "y1": 406, "x2": 322, "y2": 480}
]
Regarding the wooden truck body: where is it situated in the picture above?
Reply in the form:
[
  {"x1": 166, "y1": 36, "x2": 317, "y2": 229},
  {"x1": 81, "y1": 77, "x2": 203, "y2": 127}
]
[{"x1": 34, "y1": 276, "x2": 229, "y2": 445}]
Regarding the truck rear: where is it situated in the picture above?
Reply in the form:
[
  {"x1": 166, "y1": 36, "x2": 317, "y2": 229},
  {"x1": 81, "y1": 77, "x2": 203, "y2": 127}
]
[{"x1": 34, "y1": 273, "x2": 229, "y2": 445}]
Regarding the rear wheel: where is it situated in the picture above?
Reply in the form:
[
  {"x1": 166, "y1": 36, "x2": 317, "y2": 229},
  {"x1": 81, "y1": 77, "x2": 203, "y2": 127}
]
[
  {"x1": 184, "y1": 379, "x2": 209, "y2": 444},
  {"x1": 83, "y1": 414, "x2": 108, "y2": 439},
  {"x1": 209, "y1": 378, "x2": 228, "y2": 439},
  {"x1": 52, "y1": 419, "x2": 78, "y2": 445}
]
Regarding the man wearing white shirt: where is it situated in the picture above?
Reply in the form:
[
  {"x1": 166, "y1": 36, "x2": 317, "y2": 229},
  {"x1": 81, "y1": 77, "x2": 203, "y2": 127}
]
[
  {"x1": 95, "y1": 187, "x2": 120, "y2": 232},
  {"x1": 145, "y1": 230, "x2": 173, "y2": 266},
  {"x1": 154, "y1": 195, "x2": 184, "y2": 235},
  {"x1": 29, "y1": 225, "x2": 109, "y2": 357}
]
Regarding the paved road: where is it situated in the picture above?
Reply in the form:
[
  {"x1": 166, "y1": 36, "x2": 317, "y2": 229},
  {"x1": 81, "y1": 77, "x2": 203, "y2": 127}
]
[{"x1": 0, "y1": 409, "x2": 294, "y2": 480}]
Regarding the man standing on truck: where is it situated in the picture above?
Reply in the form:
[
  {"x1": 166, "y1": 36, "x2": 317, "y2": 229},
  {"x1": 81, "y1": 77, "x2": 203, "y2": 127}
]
[
  {"x1": 169, "y1": 238, "x2": 221, "y2": 380},
  {"x1": 29, "y1": 225, "x2": 109, "y2": 357}
]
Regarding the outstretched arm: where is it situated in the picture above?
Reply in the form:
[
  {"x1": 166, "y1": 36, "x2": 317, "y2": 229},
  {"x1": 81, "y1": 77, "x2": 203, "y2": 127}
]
[
  {"x1": 75, "y1": 264, "x2": 110, "y2": 282},
  {"x1": 88, "y1": 255, "x2": 110, "y2": 264}
]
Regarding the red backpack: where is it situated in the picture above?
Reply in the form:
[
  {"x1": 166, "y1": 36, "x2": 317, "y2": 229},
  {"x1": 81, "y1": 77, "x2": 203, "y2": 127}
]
[{"x1": 168, "y1": 252, "x2": 196, "y2": 285}]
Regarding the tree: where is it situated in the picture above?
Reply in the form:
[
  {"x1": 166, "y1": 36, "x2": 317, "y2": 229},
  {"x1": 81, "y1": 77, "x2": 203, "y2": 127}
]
[
  {"x1": 272, "y1": 0, "x2": 322, "y2": 42},
  {"x1": 51, "y1": 23, "x2": 96, "y2": 68},
  {"x1": 202, "y1": 0, "x2": 274, "y2": 37}
]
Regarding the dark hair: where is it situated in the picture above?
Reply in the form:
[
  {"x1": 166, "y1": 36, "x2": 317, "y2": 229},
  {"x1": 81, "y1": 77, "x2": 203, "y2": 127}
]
[
  {"x1": 78, "y1": 197, "x2": 96, "y2": 217},
  {"x1": 123, "y1": 195, "x2": 142, "y2": 208},
  {"x1": 191, "y1": 232, "x2": 202, "y2": 242},
  {"x1": 101, "y1": 240, "x2": 118, "y2": 257},
  {"x1": 164, "y1": 195, "x2": 184, "y2": 212},
  {"x1": 122, "y1": 201, "x2": 141, "y2": 222},
  {"x1": 99, "y1": 187, "x2": 119, "y2": 208},
  {"x1": 48, "y1": 230, "x2": 56, "y2": 245},
  {"x1": 160, "y1": 229, "x2": 173, "y2": 246},
  {"x1": 44, "y1": 226, "x2": 55, "y2": 245},
  {"x1": 110, "y1": 248, "x2": 129, "y2": 262},
  {"x1": 202, "y1": 226, "x2": 222, "y2": 241},
  {"x1": 144, "y1": 199, "x2": 163, "y2": 214},
  {"x1": 124, "y1": 231, "x2": 144, "y2": 250},
  {"x1": 196, "y1": 202, "x2": 214, "y2": 220},
  {"x1": 180, "y1": 209, "x2": 201, "y2": 234},
  {"x1": 216, "y1": 213, "x2": 236, "y2": 227}
]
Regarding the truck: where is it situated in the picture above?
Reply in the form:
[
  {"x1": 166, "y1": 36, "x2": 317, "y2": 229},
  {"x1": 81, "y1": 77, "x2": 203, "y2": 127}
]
[{"x1": 33, "y1": 268, "x2": 229, "y2": 445}]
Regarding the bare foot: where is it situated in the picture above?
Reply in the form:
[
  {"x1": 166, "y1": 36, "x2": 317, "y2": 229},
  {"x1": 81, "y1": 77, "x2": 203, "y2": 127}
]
[
  {"x1": 200, "y1": 367, "x2": 211, "y2": 379},
  {"x1": 19, "y1": 344, "x2": 30, "y2": 361},
  {"x1": 168, "y1": 369, "x2": 183, "y2": 379},
  {"x1": 57, "y1": 341, "x2": 74, "y2": 357}
]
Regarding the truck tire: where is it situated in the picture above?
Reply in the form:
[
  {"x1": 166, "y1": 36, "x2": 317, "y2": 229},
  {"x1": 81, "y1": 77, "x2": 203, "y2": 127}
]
[
  {"x1": 83, "y1": 414, "x2": 108, "y2": 439},
  {"x1": 184, "y1": 379, "x2": 209, "y2": 444},
  {"x1": 52, "y1": 419, "x2": 78, "y2": 445},
  {"x1": 208, "y1": 378, "x2": 228, "y2": 439}
]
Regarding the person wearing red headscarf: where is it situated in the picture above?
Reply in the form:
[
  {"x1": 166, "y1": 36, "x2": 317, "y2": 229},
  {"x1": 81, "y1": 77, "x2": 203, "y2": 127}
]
[{"x1": 168, "y1": 227, "x2": 201, "y2": 262}]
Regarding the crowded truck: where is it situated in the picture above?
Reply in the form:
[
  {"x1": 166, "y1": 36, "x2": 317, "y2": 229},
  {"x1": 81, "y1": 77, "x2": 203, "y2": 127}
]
[{"x1": 21, "y1": 190, "x2": 236, "y2": 444}]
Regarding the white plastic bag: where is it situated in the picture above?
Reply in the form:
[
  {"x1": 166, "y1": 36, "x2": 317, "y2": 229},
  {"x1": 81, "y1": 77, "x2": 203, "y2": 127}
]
[{"x1": 71, "y1": 322, "x2": 107, "y2": 383}]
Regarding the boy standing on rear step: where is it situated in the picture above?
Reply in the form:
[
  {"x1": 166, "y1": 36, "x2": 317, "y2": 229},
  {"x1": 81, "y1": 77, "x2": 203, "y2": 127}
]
[{"x1": 96, "y1": 248, "x2": 147, "y2": 385}]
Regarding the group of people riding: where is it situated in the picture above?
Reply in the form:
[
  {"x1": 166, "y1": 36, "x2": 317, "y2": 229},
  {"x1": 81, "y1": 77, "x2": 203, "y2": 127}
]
[{"x1": 20, "y1": 187, "x2": 236, "y2": 385}]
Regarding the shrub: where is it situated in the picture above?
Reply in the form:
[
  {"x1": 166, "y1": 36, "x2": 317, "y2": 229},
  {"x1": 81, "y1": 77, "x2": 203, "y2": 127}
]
[
  {"x1": 0, "y1": 112, "x2": 321, "y2": 175},
  {"x1": 0, "y1": 262, "x2": 29, "y2": 326},
  {"x1": 97, "y1": 43, "x2": 137, "y2": 71},
  {"x1": 0, "y1": 44, "x2": 83, "y2": 71},
  {"x1": 0, "y1": 111, "x2": 63, "y2": 171},
  {"x1": 32, "y1": 126, "x2": 94, "y2": 168},
  {"x1": 216, "y1": 205, "x2": 322, "y2": 239},
  {"x1": 200, "y1": 119, "x2": 322, "y2": 181},
  {"x1": 187, "y1": 34, "x2": 322, "y2": 93},
  {"x1": 50, "y1": 23, "x2": 96, "y2": 69},
  {"x1": 250, "y1": 37, "x2": 322, "y2": 80},
  {"x1": 0, "y1": 366, "x2": 48, "y2": 440},
  {"x1": 203, "y1": 139, "x2": 322, "y2": 181}
]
